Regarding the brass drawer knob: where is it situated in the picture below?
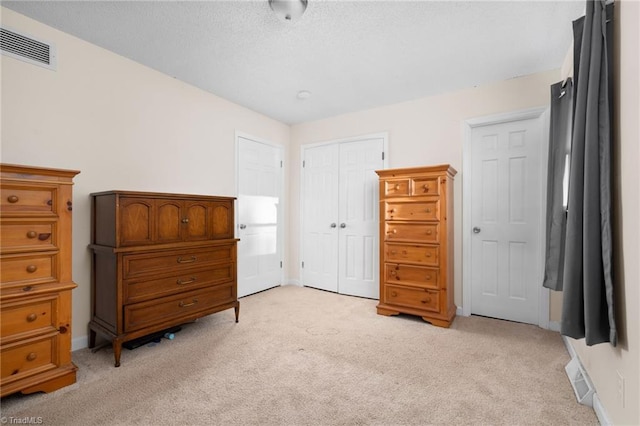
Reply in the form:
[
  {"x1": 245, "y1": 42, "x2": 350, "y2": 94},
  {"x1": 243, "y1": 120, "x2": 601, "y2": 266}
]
[
  {"x1": 26, "y1": 265, "x2": 38, "y2": 273},
  {"x1": 7, "y1": 195, "x2": 19, "y2": 203},
  {"x1": 426, "y1": 208, "x2": 431, "y2": 213},
  {"x1": 394, "y1": 184, "x2": 400, "y2": 190},
  {"x1": 181, "y1": 218, "x2": 190, "y2": 224},
  {"x1": 426, "y1": 275, "x2": 432, "y2": 280},
  {"x1": 390, "y1": 250, "x2": 397, "y2": 255},
  {"x1": 426, "y1": 230, "x2": 432, "y2": 235},
  {"x1": 423, "y1": 184, "x2": 429, "y2": 191},
  {"x1": 26, "y1": 352, "x2": 37, "y2": 362},
  {"x1": 426, "y1": 253, "x2": 432, "y2": 258},
  {"x1": 391, "y1": 291, "x2": 397, "y2": 297},
  {"x1": 421, "y1": 298, "x2": 432, "y2": 304},
  {"x1": 26, "y1": 231, "x2": 37, "y2": 239},
  {"x1": 26, "y1": 313, "x2": 38, "y2": 322}
]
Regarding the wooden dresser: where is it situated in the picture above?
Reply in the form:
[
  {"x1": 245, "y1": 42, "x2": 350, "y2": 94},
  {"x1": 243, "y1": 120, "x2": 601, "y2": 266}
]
[
  {"x1": 88, "y1": 191, "x2": 239, "y2": 367},
  {"x1": 1, "y1": 164, "x2": 80, "y2": 397},
  {"x1": 376, "y1": 165, "x2": 456, "y2": 327}
]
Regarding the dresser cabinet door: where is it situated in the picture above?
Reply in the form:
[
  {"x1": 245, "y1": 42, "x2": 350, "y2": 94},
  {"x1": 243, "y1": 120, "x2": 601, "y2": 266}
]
[
  {"x1": 156, "y1": 199, "x2": 182, "y2": 244},
  {"x1": 183, "y1": 201, "x2": 210, "y2": 241},
  {"x1": 119, "y1": 198, "x2": 154, "y2": 246},
  {"x1": 211, "y1": 201, "x2": 234, "y2": 239}
]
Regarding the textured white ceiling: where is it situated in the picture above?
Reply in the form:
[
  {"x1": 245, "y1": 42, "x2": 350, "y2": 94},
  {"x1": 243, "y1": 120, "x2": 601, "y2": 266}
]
[{"x1": 3, "y1": 1, "x2": 585, "y2": 124}]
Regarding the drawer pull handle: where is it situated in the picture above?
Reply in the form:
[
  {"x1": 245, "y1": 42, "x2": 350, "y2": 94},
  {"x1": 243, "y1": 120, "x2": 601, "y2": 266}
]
[
  {"x1": 47, "y1": 199, "x2": 53, "y2": 206},
  {"x1": 387, "y1": 229, "x2": 397, "y2": 234},
  {"x1": 426, "y1": 208, "x2": 431, "y2": 213},
  {"x1": 390, "y1": 271, "x2": 396, "y2": 276},
  {"x1": 67, "y1": 200, "x2": 73, "y2": 211},
  {"x1": 27, "y1": 231, "x2": 37, "y2": 239},
  {"x1": 388, "y1": 209, "x2": 395, "y2": 213},
  {"x1": 38, "y1": 233, "x2": 52, "y2": 241},
  {"x1": 22, "y1": 286, "x2": 33, "y2": 292},
  {"x1": 421, "y1": 298, "x2": 432, "y2": 304},
  {"x1": 181, "y1": 218, "x2": 190, "y2": 224},
  {"x1": 423, "y1": 185, "x2": 430, "y2": 192},
  {"x1": 391, "y1": 291, "x2": 397, "y2": 297},
  {"x1": 26, "y1": 352, "x2": 37, "y2": 362},
  {"x1": 26, "y1": 313, "x2": 38, "y2": 322},
  {"x1": 426, "y1": 275, "x2": 432, "y2": 280},
  {"x1": 177, "y1": 277, "x2": 196, "y2": 285},
  {"x1": 426, "y1": 253, "x2": 432, "y2": 258},
  {"x1": 177, "y1": 256, "x2": 197, "y2": 264},
  {"x1": 179, "y1": 299, "x2": 198, "y2": 308},
  {"x1": 394, "y1": 184, "x2": 400, "y2": 190},
  {"x1": 390, "y1": 250, "x2": 396, "y2": 255},
  {"x1": 402, "y1": 250, "x2": 407, "y2": 255},
  {"x1": 7, "y1": 195, "x2": 19, "y2": 203},
  {"x1": 26, "y1": 265, "x2": 38, "y2": 273},
  {"x1": 426, "y1": 230, "x2": 432, "y2": 235}
]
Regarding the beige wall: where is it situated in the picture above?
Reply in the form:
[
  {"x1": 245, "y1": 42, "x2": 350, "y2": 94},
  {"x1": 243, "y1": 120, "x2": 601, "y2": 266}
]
[
  {"x1": 568, "y1": 1, "x2": 640, "y2": 425},
  {"x1": 290, "y1": 70, "x2": 561, "y2": 314},
  {"x1": 0, "y1": 8, "x2": 290, "y2": 349}
]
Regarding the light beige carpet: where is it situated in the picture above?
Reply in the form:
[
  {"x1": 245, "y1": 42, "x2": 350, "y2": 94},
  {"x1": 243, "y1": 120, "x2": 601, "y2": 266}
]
[{"x1": 1, "y1": 285, "x2": 597, "y2": 425}]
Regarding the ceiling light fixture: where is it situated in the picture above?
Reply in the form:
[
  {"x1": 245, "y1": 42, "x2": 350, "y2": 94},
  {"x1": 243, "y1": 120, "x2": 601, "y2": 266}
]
[
  {"x1": 269, "y1": 0, "x2": 308, "y2": 22},
  {"x1": 297, "y1": 90, "x2": 311, "y2": 100}
]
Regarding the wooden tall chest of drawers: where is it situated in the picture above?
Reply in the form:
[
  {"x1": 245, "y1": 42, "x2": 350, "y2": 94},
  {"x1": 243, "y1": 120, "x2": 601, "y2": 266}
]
[
  {"x1": 1, "y1": 164, "x2": 80, "y2": 397},
  {"x1": 88, "y1": 191, "x2": 239, "y2": 367},
  {"x1": 376, "y1": 165, "x2": 456, "y2": 327}
]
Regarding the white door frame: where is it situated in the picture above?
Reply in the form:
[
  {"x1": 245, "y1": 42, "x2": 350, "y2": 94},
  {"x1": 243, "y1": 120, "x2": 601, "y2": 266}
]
[
  {"x1": 461, "y1": 107, "x2": 550, "y2": 329},
  {"x1": 299, "y1": 132, "x2": 389, "y2": 291},
  {"x1": 235, "y1": 131, "x2": 285, "y2": 292}
]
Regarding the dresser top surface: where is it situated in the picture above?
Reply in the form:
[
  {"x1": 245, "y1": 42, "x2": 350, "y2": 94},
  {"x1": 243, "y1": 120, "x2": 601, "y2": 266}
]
[
  {"x1": 376, "y1": 164, "x2": 457, "y2": 178},
  {"x1": 90, "y1": 190, "x2": 236, "y2": 201}
]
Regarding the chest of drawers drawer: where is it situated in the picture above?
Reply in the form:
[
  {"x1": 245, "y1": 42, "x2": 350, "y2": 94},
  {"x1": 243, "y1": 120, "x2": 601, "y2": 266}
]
[
  {"x1": 385, "y1": 200, "x2": 440, "y2": 221},
  {"x1": 411, "y1": 176, "x2": 440, "y2": 196},
  {"x1": 383, "y1": 285, "x2": 440, "y2": 313},
  {"x1": 384, "y1": 179, "x2": 410, "y2": 197},
  {"x1": 1, "y1": 334, "x2": 57, "y2": 383},
  {"x1": 124, "y1": 284, "x2": 234, "y2": 332},
  {"x1": 385, "y1": 263, "x2": 439, "y2": 289},
  {"x1": 1, "y1": 296, "x2": 57, "y2": 342},
  {"x1": 1, "y1": 221, "x2": 56, "y2": 253},
  {"x1": 1, "y1": 185, "x2": 57, "y2": 215},
  {"x1": 385, "y1": 222, "x2": 439, "y2": 243},
  {"x1": 122, "y1": 244, "x2": 235, "y2": 280},
  {"x1": 385, "y1": 243, "x2": 439, "y2": 266},
  {"x1": 124, "y1": 262, "x2": 235, "y2": 304},
  {"x1": 1, "y1": 253, "x2": 57, "y2": 288}
]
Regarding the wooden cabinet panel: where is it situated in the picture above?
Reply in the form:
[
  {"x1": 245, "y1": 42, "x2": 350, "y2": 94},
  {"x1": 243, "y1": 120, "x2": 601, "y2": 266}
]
[
  {"x1": 89, "y1": 190, "x2": 239, "y2": 367},
  {"x1": 1, "y1": 163, "x2": 78, "y2": 397},
  {"x1": 376, "y1": 165, "x2": 456, "y2": 328}
]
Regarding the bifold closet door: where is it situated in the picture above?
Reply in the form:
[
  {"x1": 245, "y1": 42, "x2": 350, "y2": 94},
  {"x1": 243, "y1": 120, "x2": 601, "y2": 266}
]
[{"x1": 301, "y1": 138, "x2": 383, "y2": 299}]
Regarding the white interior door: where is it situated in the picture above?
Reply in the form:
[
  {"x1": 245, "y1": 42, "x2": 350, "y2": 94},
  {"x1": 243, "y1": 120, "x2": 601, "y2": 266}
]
[
  {"x1": 469, "y1": 116, "x2": 544, "y2": 324},
  {"x1": 338, "y1": 139, "x2": 383, "y2": 298},
  {"x1": 301, "y1": 136, "x2": 385, "y2": 299},
  {"x1": 301, "y1": 144, "x2": 339, "y2": 292},
  {"x1": 237, "y1": 136, "x2": 283, "y2": 298}
]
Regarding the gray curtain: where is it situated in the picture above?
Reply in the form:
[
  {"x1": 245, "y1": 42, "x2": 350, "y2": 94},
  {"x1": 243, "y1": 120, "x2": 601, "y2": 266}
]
[
  {"x1": 560, "y1": 0, "x2": 616, "y2": 346},
  {"x1": 543, "y1": 78, "x2": 573, "y2": 291}
]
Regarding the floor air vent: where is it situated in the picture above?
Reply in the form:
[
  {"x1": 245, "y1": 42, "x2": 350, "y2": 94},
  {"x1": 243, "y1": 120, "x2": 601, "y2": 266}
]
[{"x1": 0, "y1": 27, "x2": 56, "y2": 70}]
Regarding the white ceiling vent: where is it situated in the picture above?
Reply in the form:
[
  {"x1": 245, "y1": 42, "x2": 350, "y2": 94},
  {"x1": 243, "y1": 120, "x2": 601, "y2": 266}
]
[{"x1": 1, "y1": 27, "x2": 56, "y2": 71}]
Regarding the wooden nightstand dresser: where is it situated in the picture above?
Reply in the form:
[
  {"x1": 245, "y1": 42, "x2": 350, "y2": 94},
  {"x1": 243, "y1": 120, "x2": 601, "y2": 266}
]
[
  {"x1": 376, "y1": 165, "x2": 456, "y2": 327},
  {"x1": 1, "y1": 164, "x2": 80, "y2": 397}
]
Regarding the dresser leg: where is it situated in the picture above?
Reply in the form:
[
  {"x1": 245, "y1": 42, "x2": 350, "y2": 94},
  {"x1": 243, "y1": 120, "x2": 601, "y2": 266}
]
[
  {"x1": 234, "y1": 301, "x2": 240, "y2": 323},
  {"x1": 113, "y1": 338, "x2": 123, "y2": 367},
  {"x1": 88, "y1": 328, "x2": 97, "y2": 348}
]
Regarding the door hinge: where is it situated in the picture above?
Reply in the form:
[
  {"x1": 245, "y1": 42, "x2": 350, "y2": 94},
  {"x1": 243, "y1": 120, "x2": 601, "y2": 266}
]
[
  {"x1": 302, "y1": 160, "x2": 305, "y2": 168},
  {"x1": 280, "y1": 160, "x2": 283, "y2": 168},
  {"x1": 302, "y1": 261, "x2": 305, "y2": 268},
  {"x1": 382, "y1": 152, "x2": 385, "y2": 160},
  {"x1": 280, "y1": 261, "x2": 283, "y2": 268}
]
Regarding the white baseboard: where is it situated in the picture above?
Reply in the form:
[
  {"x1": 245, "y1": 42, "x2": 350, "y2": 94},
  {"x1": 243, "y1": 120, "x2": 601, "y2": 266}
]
[
  {"x1": 285, "y1": 279, "x2": 302, "y2": 287},
  {"x1": 456, "y1": 306, "x2": 465, "y2": 316},
  {"x1": 72, "y1": 336, "x2": 89, "y2": 352},
  {"x1": 549, "y1": 321, "x2": 561, "y2": 332},
  {"x1": 561, "y1": 336, "x2": 612, "y2": 425},
  {"x1": 593, "y1": 393, "x2": 613, "y2": 426}
]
